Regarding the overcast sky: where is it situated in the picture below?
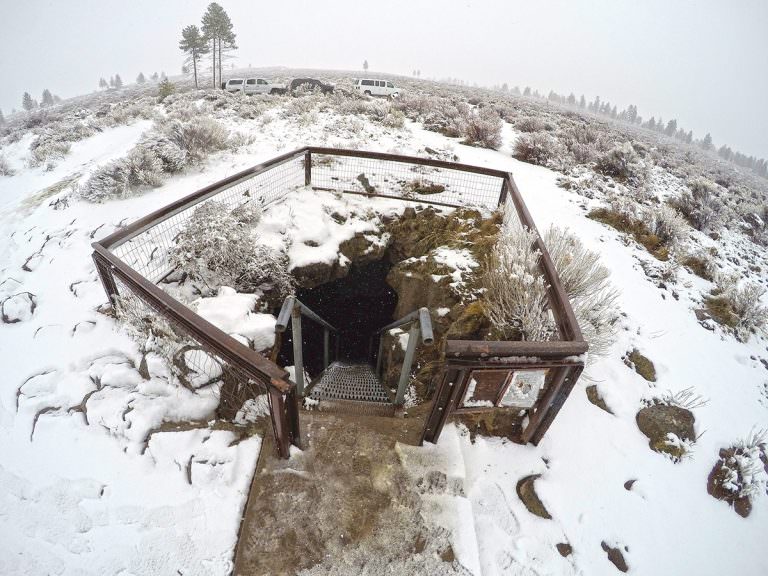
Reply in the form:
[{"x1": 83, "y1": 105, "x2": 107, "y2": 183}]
[{"x1": 1, "y1": 0, "x2": 766, "y2": 158}]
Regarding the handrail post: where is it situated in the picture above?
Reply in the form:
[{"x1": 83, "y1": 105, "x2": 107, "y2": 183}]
[
  {"x1": 395, "y1": 323, "x2": 420, "y2": 405},
  {"x1": 376, "y1": 333, "x2": 385, "y2": 378},
  {"x1": 323, "y1": 328, "x2": 330, "y2": 369},
  {"x1": 304, "y1": 150, "x2": 312, "y2": 186},
  {"x1": 291, "y1": 307, "x2": 304, "y2": 396}
]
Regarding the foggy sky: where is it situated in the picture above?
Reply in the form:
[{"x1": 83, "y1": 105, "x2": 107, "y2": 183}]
[{"x1": 1, "y1": 0, "x2": 766, "y2": 158}]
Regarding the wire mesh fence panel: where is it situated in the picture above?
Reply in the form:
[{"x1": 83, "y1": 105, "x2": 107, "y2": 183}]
[
  {"x1": 310, "y1": 154, "x2": 504, "y2": 211},
  {"x1": 109, "y1": 272, "x2": 293, "y2": 452},
  {"x1": 112, "y1": 156, "x2": 305, "y2": 282}
]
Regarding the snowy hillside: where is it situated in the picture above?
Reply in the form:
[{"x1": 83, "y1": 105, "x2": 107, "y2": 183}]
[{"x1": 1, "y1": 74, "x2": 766, "y2": 575}]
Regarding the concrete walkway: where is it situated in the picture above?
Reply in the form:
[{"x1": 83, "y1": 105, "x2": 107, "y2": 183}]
[{"x1": 233, "y1": 410, "x2": 469, "y2": 576}]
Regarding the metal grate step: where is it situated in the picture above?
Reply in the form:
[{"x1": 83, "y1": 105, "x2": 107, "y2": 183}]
[{"x1": 309, "y1": 362, "x2": 392, "y2": 403}]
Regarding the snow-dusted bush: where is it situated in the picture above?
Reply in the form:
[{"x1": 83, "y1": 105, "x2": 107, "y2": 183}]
[
  {"x1": 161, "y1": 117, "x2": 229, "y2": 162},
  {"x1": 103, "y1": 98, "x2": 156, "y2": 126},
  {"x1": 139, "y1": 133, "x2": 187, "y2": 173},
  {"x1": 464, "y1": 106, "x2": 503, "y2": 149},
  {"x1": 79, "y1": 144, "x2": 165, "y2": 202},
  {"x1": 544, "y1": 227, "x2": 620, "y2": 362},
  {"x1": 707, "y1": 274, "x2": 768, "y2": 341},
  {"x1": 672, "y1": 178, "x2": 726, "y2": 232},
  {"x1": 29, "y1": 138, "x2": 71, "y2": 168},
  {"x1": 513, "y1": 132, "x2": 564, "y2": 168},
  {"x1": 484, "y1": 212, "x2": 555, "y2": 341},
  {"x1": 0, "y1": 154, "x2": 15, "y2": 176},
  {"x1": 515, "y1": 116, "x2": 547, "y2": 133},
  {"x1": 422, "y1": 100, "x2": 468, "y2": 138},
  {"x1": 168, "y1": 200, "x2": 294, "y2": 299},
  {"x1": 595, "y1": 142, "x2": 647, "y2": 186},
  {"x1": 559, "y1": 123, "x2": 608, "y2": 165},
  {"x1": 712, "y1": 429, "x2": 768, "y2": 505},
  {"x1": 641, "y1": 204, "x2": 689, "y2": 253}
]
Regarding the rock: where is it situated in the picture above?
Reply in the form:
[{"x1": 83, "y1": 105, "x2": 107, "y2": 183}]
[
  {"x1": 625, "y1": 349, "x2": 656, "y2": 382},
  {"x1": 1, "y1": 292, "x2": 37, "y2": 323},
  {"x1": 636, "y1": 404, "x2": 695, "y2": 458},
  {"x1": 601, "y1": 541, "x2": 629, "y2": 572},
  {"x1": 556, "y1": 543, "x2": 572, "y2": 557},
  {"x1": 586, "y1": 385, "x2": 613, "y2": 414},
  {"x1": 516, "y1": 474, "x2": 551, "y2": 519},
  {"x1": 439, "y1": 544, "x2": 455, "y2": 563},
  {"x1": 291, "y1": 232, "x2": 388, "y2": 289},
  {"x1": 445, "y1": 301, "x2": 490, "y2": 340},
  {"x1": 623, "y1": 479, "x2": 636, "y2": 491}
]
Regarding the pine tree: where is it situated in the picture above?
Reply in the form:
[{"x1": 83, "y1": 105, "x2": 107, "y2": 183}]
[
  {"x1": 99, "y1": 77, "x2": 108, "y2": 90},
  {"x1": 180, "y1": 24, "x2": 209, "y2": 89},
  {"x1": 0, "y1": 108, "x2": 4, "y2": 125},
  {"x1": 202, "y1": 3, "x2": 237, "y2": 89},
  {"x1": 151, "y1": 72, "x2": 159, "y2": 82},
  {"x1": 22, "y1": 92, "x2": 35, "y2": 111},
  {"x1": 41, "y1": 89, "x2": 54, "y2": 107},
  {"x1": 701, "y1": 133, "x2": 713, "y2": 151},
  {"x1": 579, "y1": 95, "x2": 586, "y2": 108},
  {"x1": 114, "y1": 74, "x2": 123, "y2": 89},
  {"x1": 136, "y1": 72, "x2": 146, "y2": 84},
  {"x1": 109, "y1": 76, "x2": 116, "y2": 88},
  {"x1": 523, "y1": 86, "x2": 531, "y2": 97},
  {"x1": 363, "y1": 59, "x2": 369, "y2": 72},
  {"x1": 664, "y1": 119, "x2": 677, "y2": 137}
]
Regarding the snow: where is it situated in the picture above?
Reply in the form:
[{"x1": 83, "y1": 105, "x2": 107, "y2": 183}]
[
  {"x1": 1, "y1": 87, "x2": 766, "y2": 575},
  {"x1": 193, "y1": 286, "x2": 276, "y2": 351}
]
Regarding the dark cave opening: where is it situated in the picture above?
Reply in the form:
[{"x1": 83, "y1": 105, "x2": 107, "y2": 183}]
[{"x1": 277, "y1": 260, "x2": 398, "y2": 377}]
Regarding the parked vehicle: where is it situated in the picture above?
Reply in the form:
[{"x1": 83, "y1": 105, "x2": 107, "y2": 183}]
[
  {"x1": 243, "y1": 78, "x2": 286, "y2": 95},
  {"x1": 353, "y1": 79, "x2": 400, "y2": 98},
  {"x1": 222, "y1": 78, "x2": 245, "y2": 92},
  {"x1": 222, "y1": 78, "x2": 286, "y2": 94},
  {"x1": 288, "y1": 77, "x2": 335, "y2": 94}
]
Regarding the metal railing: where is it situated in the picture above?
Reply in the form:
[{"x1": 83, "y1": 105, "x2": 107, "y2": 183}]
[
  {"x1": 91, "y1": 146, "x2": 585, "y2": 458},
  {"x1": 275, "y1": 296, "x2": 339, "y2": 397},
  {"x1": 371, "y1": 307, "x2": 434, "y2": 405}
]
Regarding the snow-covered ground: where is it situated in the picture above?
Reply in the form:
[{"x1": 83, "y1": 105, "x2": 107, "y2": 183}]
[{"x1": 1, "y1": 88, "x2": 766, "y2": 575}]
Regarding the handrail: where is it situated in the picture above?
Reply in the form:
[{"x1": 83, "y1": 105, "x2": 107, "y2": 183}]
[
  {"x1": 373, "y1": 307, "x2": 434, "y2": 405},
  {"x1": 275, "y1": 296, "x2": 338, "y2": 333},
  {"x1": 275, "y1": 295, "x2": 338, "y2": 396},
  {"x1": 376, "y1": 307, "x2": 434, "y2": 344}
]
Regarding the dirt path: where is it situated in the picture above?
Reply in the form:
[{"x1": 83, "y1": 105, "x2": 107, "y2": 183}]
[{"x1": 233, "y1": 410, "x2": 471, "y2": 576}]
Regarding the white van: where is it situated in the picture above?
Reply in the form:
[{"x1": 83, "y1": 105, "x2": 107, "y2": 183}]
[{"x1": 354, "y1": 79, "x2": 400, "y2": 98}]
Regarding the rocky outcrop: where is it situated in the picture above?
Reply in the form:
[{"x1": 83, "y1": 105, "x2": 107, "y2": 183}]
[{"x1": 636, "y1": 404, "x2": 695, "y2": 459}]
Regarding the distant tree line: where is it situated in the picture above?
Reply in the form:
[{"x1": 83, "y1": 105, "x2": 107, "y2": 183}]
[{"x1": 495, "y1": 84, "x2": 767, "y2": 179}]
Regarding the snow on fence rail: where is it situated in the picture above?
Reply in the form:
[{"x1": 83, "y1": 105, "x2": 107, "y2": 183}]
[{"x1": 92, "y1": 147, "x2": 586, "y2": 458}]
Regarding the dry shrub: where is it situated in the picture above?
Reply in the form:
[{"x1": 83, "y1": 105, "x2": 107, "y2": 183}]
[
  {"x1": 168, "y1": 200, "x2": 294, "y2": 300},
  {"x1": 162, "y1": 116, "x2": 229, "y2": 162},
  {"x1": 544, "y1": 227, "x2": 620, "y2": 362},
  {"x1": 706, "y1": 274, "x2": 768, "y2": 341},
  {"x1": 672, "y1": 178, "x2": 726, "y2": 232},
  {"x1": 0, "y1": 154, "x2": 13, "y2": 176},
  {"x1": 513, "y1": 132, "x2": 564, "y2": 168},
  {"x1": 515, "y1": 116, "x2": 547, "y2": 133},
  {"x1": 484, "y1": 213, "x2": 555, "y2": 341},
  {"x1": 464, "y1": 107, "x2": 503, "y2": 149},
  {"x1": 595, "y1": 142, "x2": 647, "y2": 186}
]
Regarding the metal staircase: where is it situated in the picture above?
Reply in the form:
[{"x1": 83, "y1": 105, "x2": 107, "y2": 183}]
[{"x1": 275, "y1": 297, "x2": 433, "y2": 416}]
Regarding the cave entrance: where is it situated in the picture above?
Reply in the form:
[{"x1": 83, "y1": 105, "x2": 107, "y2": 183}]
[{"x1": 277, "y1": 260, "x2": 398, "y2": 378}]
